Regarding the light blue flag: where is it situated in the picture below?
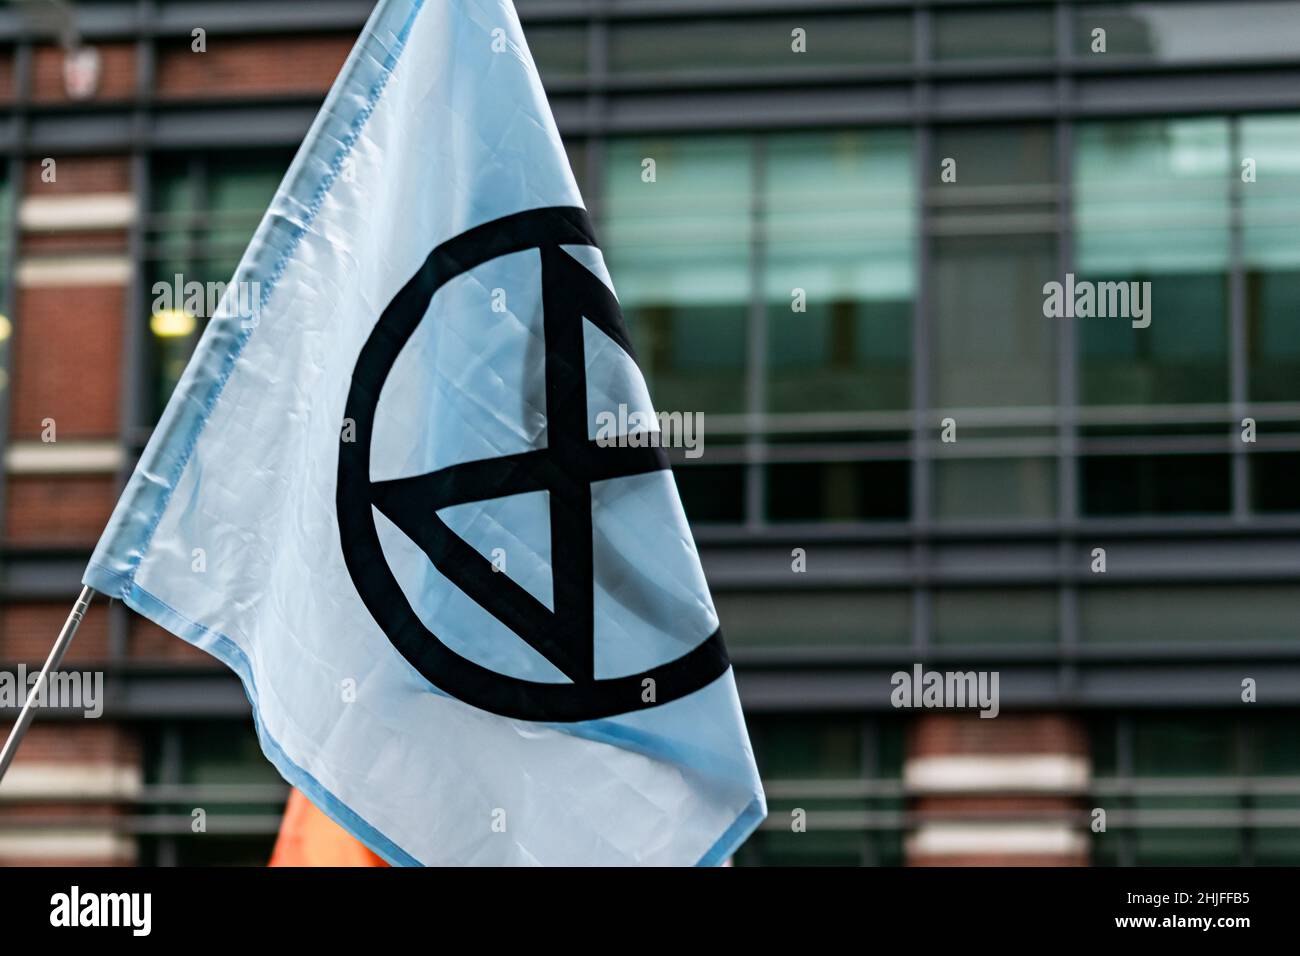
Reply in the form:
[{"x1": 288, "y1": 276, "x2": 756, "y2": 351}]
[{"x1": 84, "y1": 0, "x2": 765, "y2": 865}]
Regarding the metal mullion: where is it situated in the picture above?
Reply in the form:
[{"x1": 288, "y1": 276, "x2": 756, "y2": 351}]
[
  {"x1": 1055, "y1": 2, "x2": 1079, "y2": 697},
  {"x1": 744, "y1": 137, "x2": 767, "y2": 530},
  {"x1": 1236, "y1": 717, "x2": 1255, "y2": 866},
  {"x1": 581, "y1": 0, "x2": 609, "y2": 220},
  {"x1": 910, "y1": 38, "x2": 932, "y2": 654},
  {"x1": 859, "y1": 714, "x2": 878, "y2": 867},
  {"x1": 1116, "y1": 716, "x2": 1136, "y2": 867},
  {"x1": 1229, "y1": 116, "x2": 1250, "y2": 522},
  {"x1": 157, "y1": 724, "x2": 182, "y2": 867}
]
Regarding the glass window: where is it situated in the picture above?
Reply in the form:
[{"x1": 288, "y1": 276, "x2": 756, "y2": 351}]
[
  {"x1": 766, "y1": 460, "x2": 910, "y2": 522},
  {"x1": 145, "y1": 150, "x2": 291, "y2": 424},
  {"x1": 933, "y1": 588, "x2": 1057, "y2": 644},
  {"x1": 930, "y1": 125, "x2": 1058, "y2": 410},
  {"x1": 752, "y1": 715, "x2": 864, "y2": 779},
  {"x1": 671, "y1": 462, "x2": 746, "y2": 525},
  {"x1": 609, "y1": 14, "x2": 912, "y2": 75},
  {"x1": 933, "y1": 456, "x2": 1056, "y2": 521},
  {"x1": 603, "y1": 137, "x2": 752, "y2": 416},
  {"x1": 1252, "y1": 450, "x2": 1300, "y2": 512},
  {"x1": 1081, "y1": 585, "x2": 1300, "y2": 643},
  {"x1": 1250, "y1": 716, "x2": 1300, "y2": 775},
  {"x1": 934, "y1": 5, "x2": 1056, "y2": 61},
  {"x1": 737, "y1": 717, "x2": 905, "y2": 867},
  {"x1": 1074, "y1": 3, "x2": 1300, "y2": 63},
  {"x1": 1081, "y1": 449, "x2": 1230, "y2": 515},
  {"x1": 527, "y1": 24, "x2": 588, "y2": 81},
  {"x1": 1074, "y1": 119, "x2": 1231, "y2": 405},
  {"x1": 1092, "y1": 714, "x2": 1300, "y2": 866},
  {"x1": 1129, "y1": 716, "x2": 1242, "y2": 865},
  {"x1": 139, "y1": 721, "x2": 283, "y2": 867},
  {"x1": 764, "y1": 130, "x2": 914, "y2": 414},
  {"x1": 1134, "y1": 716, "x2": 1236, "y2": 775},
  {"x1": 714, "y1": 590, "x2": 910, "y2": 649},
  {"x1": 1242, "y1": 115, "x2": 1300, "y2": 402}
]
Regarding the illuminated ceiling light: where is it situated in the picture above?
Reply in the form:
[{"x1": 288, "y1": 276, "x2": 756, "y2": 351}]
[
  {"x1": 150, "y1": 308, "x2": 197, "y2": 339},
  {"x1": 0, "y1": 314, "x2": 10, "y2": 342}
]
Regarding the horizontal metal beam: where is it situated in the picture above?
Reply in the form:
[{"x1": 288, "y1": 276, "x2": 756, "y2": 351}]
[
  {"x1": 735, "y1": 661, "x2": 1300, "y2": 711},
  {"x1": 2, "y1": 660, "x2": 1296, "y2": 717}
]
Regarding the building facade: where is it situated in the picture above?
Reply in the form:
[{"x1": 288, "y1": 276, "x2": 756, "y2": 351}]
[{"x1": 2, "y1": 0, "x2": 1300, "y2": 866}]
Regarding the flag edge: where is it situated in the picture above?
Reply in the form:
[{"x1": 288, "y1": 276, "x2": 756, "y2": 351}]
[{"x1": 87, "y1": 560, "x2": 765, "y2": 867}]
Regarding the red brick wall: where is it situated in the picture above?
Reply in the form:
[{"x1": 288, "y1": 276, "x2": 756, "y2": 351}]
[
  {"x1": 31, "y1": 43, "x2": 137, "y2": 104},
  {"x1": 0, "y1": 602, "x2": 111, "y2": 663},
  {"x1": 23, "y1": 155, "x2": 131, "y2": 195},
  {"x1": 0, "y1": 723, "x2": 139, "y2": 866},
  {"x1": 906, "y1": 713, "x2": 1090, "y2": 867},
  {"x1": 0, "y1": 720, "x2": 137, "y2": 765},
  {"x1": 0, "y1": 29, "x2": 359, "y2": 869},
  {"x1": 157, "y1": 35, "x2": 349, "y2": 99},
  {"x1": 8, "y1": 285, "x2": 124, "y2": 440},
  {"x1": 130, "y1": 618, "x2": 214, "y2": 665},
  {"x1": 4, "y1": 475, "x2": 116, "y2": 548},
  {"x1": 910, "y1": 712, "x2": 1089, "y2": 758},
  {"x1": 0, "y1": 49, "x2": 15, "y2": 104},
  {"x1": 23, "y1": 232, "x2": 128, "y2": 256}
]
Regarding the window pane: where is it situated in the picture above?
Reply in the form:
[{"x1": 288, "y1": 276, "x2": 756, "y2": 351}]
[
  {"x1": 930, "y1": 126, "x2": 1057, "y2": 408},
  {"x1": 206, "y1": 156, "x2": 284, "y2": 261},
  {"x1": 766, "y1": 460, "x2": 909, "y2": 522},
  {"x1": 140, "y1": 721, "x2": 283, "y2": 866},
  {"x1": 1081, "y1": 586, "x2": 1300, "y2": 643},
  {"x1": 609, "y1": 14, "x2": 912, "y2": 75},
  {"x1": 934, "y1": 6, "x2": 1055, "y2": 61},
  {"x1": 672, "y1": 462, "x2": 746, "y2": 524},
  {"x1": 1074, "y1": 3, "x2": 1300, "y2": 63},
  {"x1": 1075, "y1": 119, "x2": 1230, "y2": 404},
  {"x1": 527, "y1": 24, "x2": 587, "y2": 81},
  {"x1": 1135, "y1": 717, "x2": 1236, "y2": 775},
  {"x1": 1081, "y1": 452, "x2": 1230, "y2": 515},
  {"x1": 145, "y1": 150, "x2": 291, "y2": 424},
  {"x1": 1252, "y1": 451, "x2": 1300, "y2": 512},
  {"x1": 714, "y1": 591, "x2": 910, "y2": 649},
  {"x1": 933, "y1": 588, "x2": 1057, "y2": 645},
  {"x1": 764, "y1": 130, "x2": 913, "y2": 413},
  {"x1": 1242, "y1": 115, "x2": 1300, "y2": 401},
  {"x1": 752, "y1": 715, "x2": 864, "y2": 779},
  {"x1": 934, "y1": 457, "x2": 1056, "y2": 521},
  {"x1": 603, "y1": 137, "x2": 751, "y2": 415}
]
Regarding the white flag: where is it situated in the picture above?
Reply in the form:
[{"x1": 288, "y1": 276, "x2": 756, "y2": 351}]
[{"x1": 85, "y1": 0, "x2": 765, "y2": 865}]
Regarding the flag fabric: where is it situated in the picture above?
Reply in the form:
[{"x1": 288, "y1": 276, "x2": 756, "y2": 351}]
[
  {"x1": 270, "y1": 789, "x2": 388, "y2": 867},
  {"x1": 85, "y1": 0, "x2": 765, "y2": 865}
]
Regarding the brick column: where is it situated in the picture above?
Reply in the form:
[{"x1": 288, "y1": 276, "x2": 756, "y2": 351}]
[
  {"x1": 905, "y1": 713, "x2": 1090, "y2": 866},
  {"x1": 1, "y1": 154, "x2": 137, "y2": 864}
]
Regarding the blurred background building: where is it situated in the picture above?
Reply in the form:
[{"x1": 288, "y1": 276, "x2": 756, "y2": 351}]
[{"x1": 2, "y1": 0, "x2": 1300, "y2": 866}]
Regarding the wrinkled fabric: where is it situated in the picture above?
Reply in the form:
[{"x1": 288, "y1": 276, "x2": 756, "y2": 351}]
[{"x1": 84, "y1": 0, "x2": 765, "y2": 866}]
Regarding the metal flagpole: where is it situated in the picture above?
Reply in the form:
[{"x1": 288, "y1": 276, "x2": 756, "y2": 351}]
[{"x1": 0, "y1": 585, "x2": 96, "y2": 787}]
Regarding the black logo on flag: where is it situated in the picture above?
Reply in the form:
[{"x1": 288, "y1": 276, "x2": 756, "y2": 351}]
[{"x1": 337, "y1": 207, "x2": 729, "y2": 722}]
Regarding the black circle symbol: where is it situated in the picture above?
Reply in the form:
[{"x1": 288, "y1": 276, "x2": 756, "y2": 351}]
[{"x1": 337, "y1": 207, "x2": 730, "y2": 722}]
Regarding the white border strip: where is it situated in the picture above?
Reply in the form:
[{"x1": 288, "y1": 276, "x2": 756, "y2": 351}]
[
  {"x1": 17, "y1": 255, "x2": 132, "y2": 287},
  {"x1": 20, "y1": 194, "x2": 136, "y2": 232},
  {"x1": 908, "y1": 822, "x2": 1087, "y2": 857},
  {"x1": 6, "y1": 440, "x2": 125, "y2": 475},
  {"x1": 0, "y1": 762, "x2": 142, "y2": 801},
  {"x1": 905, "y1": 754, "x2": 1090, "y2": 793}
]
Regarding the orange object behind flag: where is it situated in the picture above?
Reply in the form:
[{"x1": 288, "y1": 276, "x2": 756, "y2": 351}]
[{"x1": 269, "y1": 789, "x2": 389, "y2": 867}]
